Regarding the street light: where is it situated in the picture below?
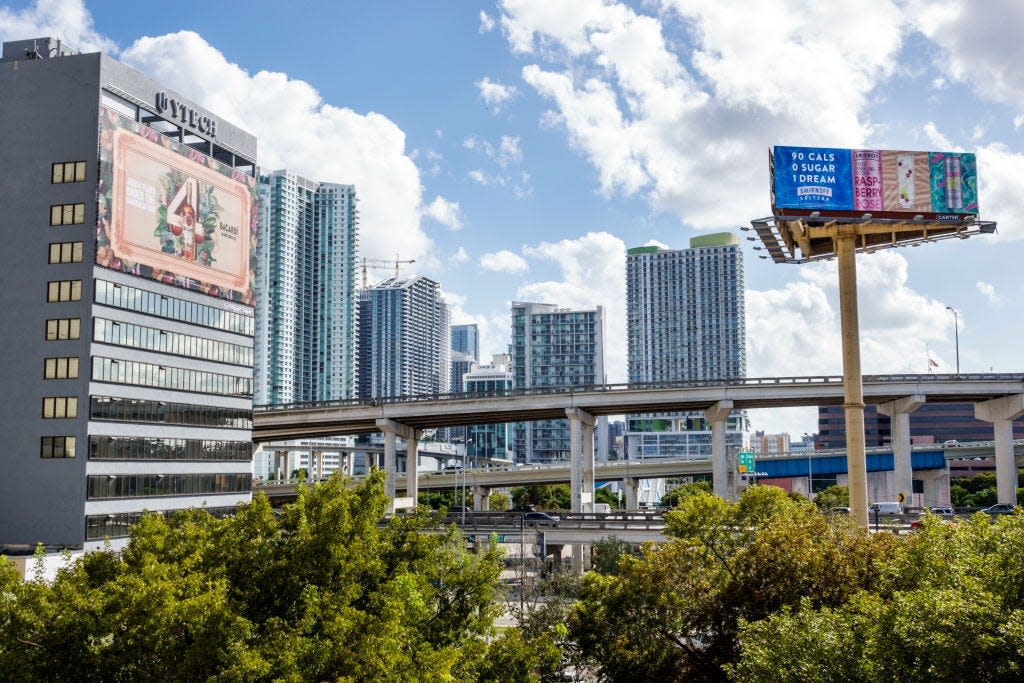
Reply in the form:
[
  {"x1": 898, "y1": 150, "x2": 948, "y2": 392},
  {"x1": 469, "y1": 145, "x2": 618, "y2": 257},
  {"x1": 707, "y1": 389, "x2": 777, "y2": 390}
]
[{"x1": 946, "y1": 306, "x2": 960, "y2": 375}]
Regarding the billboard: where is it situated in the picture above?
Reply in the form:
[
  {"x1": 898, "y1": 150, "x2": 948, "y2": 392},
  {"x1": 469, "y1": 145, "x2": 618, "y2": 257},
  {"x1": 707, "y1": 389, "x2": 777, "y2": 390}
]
[
  {"x1": 97, "y1": 106, "x2": 257, "y2": 305},
  {"x1": 772, "y1": 146, "x2": 978, "y2": 219}
]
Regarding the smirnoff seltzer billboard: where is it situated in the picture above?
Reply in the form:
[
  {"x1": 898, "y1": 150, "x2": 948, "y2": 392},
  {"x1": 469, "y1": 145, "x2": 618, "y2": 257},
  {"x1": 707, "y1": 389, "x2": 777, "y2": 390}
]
[
  {"x1": 97, "y1": 106, "x2": 257, "y2": 304},
  {"x1": 771, "y1": 146, "x2": 978, "y2": 221}
]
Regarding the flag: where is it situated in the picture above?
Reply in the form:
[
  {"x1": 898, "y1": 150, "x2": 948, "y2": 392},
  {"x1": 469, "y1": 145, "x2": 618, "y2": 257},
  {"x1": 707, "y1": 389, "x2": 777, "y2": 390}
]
[{"x1": 929, "y1": 358, "x2": 939, "y2": 368}]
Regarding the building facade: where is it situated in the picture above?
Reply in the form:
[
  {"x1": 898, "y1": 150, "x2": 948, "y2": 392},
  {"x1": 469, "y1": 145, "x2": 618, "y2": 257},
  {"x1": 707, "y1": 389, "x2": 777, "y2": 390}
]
[
  {"x1": 0, "y1": 37, "x2": 257, "y2": 548},
  {"x1": 464, "y1": 358, "x2": 513, "y2": 464},
  {"x1": 357, "y1": 275, "x2": 451, "y2": 399},
  {"x1": 817, "y1": 403, "x2": 1024, "y2": 449},
  {"x1": 510, "y1": 302, "x2": 605, "y2": 462},
  {"x1": 254, "y1": 170, "x2": 358, "y2": 406},
  {"x1": 625, "y1": 233, "x2": 747, "y2": 460},
  {"x1": 451, "y1": 323, "x2": 479, "y2": 362}
]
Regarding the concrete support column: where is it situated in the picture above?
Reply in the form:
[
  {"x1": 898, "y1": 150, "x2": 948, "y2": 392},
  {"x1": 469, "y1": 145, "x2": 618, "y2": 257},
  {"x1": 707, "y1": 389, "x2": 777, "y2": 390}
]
[
  {"x1": 623, "y1": 477, "x2": 639, "y2": 511},
  {"x1": 273, "y1": 450, "x2": 288, "y2": 480},
  {"x1": 473, "y1": 486, "x2": 490, "y2": 511},
  {"x1": 406, "y1": 433, "x2": 420, "y2": 505},
  {"x1": 975, "y1": 395, "x2": 1024, "y2": 505},
  {"x1": 376, "y1": 419, "x2": 421, "y2": 513},
  {"x1": 876, "y1": 395, "x2": 925, "y2": 506},
  {"x1": 920, "y1": 467, "x2": 952, "y2": 507},
  {"x1": 836, "y1": 227, "x2": 868, "y2": 528},
  {"x1": 704, "y1": 400, "x2": 734, "y2": 500},
  {"x1": 566, "y1": 408, "x2": 598, "y2": 514}
]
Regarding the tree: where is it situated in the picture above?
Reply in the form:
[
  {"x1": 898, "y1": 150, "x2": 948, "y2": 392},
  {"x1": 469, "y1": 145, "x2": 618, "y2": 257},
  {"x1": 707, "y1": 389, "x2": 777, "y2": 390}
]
[
  {"x1": 565, "y1": 486, "x2": 894, "y2": 681},
  {"x1": 813, "y1": 484, "x2": 849, "y2": 510},
  {"x1": 660, "y1": 480, "x2": 712, "y2": 509},
  {"x1": 0, "y1": 472, "x2": 521, "y2": 681},
  {"x1": 511, "y1": 484, "x2": 571, "y2": 511},
  {"x1": 489, "y1": 491, "x2": 511, "y2": 511},
  {"x1": 594, "y1": 487, "x2": 620, "y2": 509}
]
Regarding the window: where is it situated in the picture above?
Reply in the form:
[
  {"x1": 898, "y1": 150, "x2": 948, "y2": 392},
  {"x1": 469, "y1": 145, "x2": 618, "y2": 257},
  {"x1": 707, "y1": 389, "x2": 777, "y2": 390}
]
[
  {"x1": 51, "y1": 161, "x2": 86, "y2": 184},
  {"x1": 46, "y1": 318, "x2": 81, "y2": 340},
  {"x1": 44, "y1": 357, "x2": 80, "y2": 379},
  {"x1": 49, "y1": 241, "x2": 84, "y2": 264},
  {"x1": 50, "y1": 203, "x2": 85, "y2": 226},
  {"x1": 42, "y1": 396, "x2": 78, "y2": 419},
  {"x1": 47, "y1": 279, "x2": 82, "y2": 302},
  {"x1": 41, "y1": 436, "x2": 76, "y2": 458}
]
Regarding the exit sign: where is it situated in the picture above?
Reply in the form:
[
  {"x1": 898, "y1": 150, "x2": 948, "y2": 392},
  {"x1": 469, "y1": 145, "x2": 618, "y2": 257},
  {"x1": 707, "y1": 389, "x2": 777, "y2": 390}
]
[{"x1": 738, "y1": 451, "x2": 755, "y2": 473}]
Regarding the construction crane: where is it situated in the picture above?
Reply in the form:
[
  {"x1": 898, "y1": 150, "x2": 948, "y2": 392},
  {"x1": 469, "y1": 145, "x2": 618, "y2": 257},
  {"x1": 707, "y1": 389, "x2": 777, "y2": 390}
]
[{"x1": 360, "y1": 255, "x2": 416, "y2": 288}]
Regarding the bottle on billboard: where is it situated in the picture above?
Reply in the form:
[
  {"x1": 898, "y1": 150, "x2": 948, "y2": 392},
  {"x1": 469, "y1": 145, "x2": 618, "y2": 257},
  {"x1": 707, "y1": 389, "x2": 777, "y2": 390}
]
[
  {"x1": 896, "y1": 154, "x2": 915, "y2": 209},
  {"x1": 176, "y1": 179, "x2": 198, "y2": 261},
  {"x1": 944, "y1": 155, "x2": 963, "y2": 210},
  {"x1": 853, "y1": 150, "x2": 882, "y2": 211}
]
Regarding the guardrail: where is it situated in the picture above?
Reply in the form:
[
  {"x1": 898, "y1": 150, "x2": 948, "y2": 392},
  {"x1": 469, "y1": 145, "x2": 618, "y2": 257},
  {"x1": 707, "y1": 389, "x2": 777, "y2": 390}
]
[{"x1": 254, "y1": 373, "x2": 1024, "y2": 413}]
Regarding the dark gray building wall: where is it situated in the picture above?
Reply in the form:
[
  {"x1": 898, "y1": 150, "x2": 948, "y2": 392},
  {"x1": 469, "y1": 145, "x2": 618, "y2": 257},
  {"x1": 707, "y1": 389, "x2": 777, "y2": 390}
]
[{"x1": 0, "y1": 52, "x2": 102, "y2": 545}]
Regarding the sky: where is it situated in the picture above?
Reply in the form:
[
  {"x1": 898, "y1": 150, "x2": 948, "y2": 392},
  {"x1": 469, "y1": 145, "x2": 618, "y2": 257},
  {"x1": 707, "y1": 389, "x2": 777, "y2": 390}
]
[{"x1": 4, "y1": 0, "x2": 1024, "y2": 436}]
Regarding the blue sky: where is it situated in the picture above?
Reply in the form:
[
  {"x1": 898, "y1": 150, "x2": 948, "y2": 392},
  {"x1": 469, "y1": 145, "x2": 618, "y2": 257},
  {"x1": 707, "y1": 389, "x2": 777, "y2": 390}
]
[{"x1": 4, "y1": 0, "x2": 1024, "y2": 436}]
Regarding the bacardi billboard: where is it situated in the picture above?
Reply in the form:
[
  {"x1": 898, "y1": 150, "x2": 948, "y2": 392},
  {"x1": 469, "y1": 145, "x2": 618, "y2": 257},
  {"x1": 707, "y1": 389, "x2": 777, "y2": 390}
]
[{"x1": 97, "y1": 106, "x2": 257, "y2": 304}]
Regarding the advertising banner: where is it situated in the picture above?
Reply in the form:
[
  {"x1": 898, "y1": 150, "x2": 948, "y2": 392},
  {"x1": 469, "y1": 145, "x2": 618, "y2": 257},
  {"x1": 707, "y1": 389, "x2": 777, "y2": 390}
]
[
  {"x1": 97, "y1": 106, "x2": 257, "y2": 304},
  {"x1": 772, "y1": 146, "x2": 978, "y2": 218}
]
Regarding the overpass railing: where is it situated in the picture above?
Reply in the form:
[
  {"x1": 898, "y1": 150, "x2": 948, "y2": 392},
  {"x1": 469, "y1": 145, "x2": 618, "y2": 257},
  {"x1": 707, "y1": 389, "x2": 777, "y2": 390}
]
[{"x1": 255, "y1": 373, "x2": 1024, "y2": 413}]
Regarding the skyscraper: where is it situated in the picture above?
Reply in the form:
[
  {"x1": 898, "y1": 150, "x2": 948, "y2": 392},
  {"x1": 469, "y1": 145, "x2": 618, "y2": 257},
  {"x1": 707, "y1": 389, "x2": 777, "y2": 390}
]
[
  {"x1": 0, "y1": 37, "x2": 256, "y2": 548},
  {"x1": 510, "y1": 302, "x2": 605, "y2": 462},
  {"x1": 451, "y1": 323, "x2": 480, "y2": 361},
  {"x1": 625, "y1": 233, "x2": 746, "y2": 459},
  {"x1": 465, "y1": 356, "x2": 513, "y2": 464},
  {"x1": 357, "y1": 276, "x2": 451, "y2": 399},
  {"x1": 254, "y1": 170, "x2": 358, "y2": 406}
]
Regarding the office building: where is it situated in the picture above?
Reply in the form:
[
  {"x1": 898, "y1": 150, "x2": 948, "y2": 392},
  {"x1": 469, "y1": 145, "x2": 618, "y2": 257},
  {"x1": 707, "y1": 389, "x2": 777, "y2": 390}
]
[
  {"x1": 450, "y1": 351, "x2": 475, "y2": 395},
  {"x1": 817, "y1": 403, "x2": 1024, "y2": 449},
  {"x1": 625, "y1": 234, "x2": 747, "y2": 460},
  {"x1": 357, "y1": 275, "x2": 451, "y2": 399},
  {"x1": 451, "y1": 323, "x2": 480, "y2": 361},
  {"x1": 510, "y1": 302, "x2": 605, "y2": 462},
  {"x1": 254, "y1": 170, "x2": 358, "y2": 406},
  {"x1": 464, "y1": 355, "x2": 513, "y2": 464},
  {"x1": 0, "y1": 37, "x2": 257, "y2": 548}
]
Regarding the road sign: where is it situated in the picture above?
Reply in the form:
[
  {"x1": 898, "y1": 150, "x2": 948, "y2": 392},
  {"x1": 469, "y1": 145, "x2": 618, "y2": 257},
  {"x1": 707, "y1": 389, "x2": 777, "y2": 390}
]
[
  {"x1": 897, "y1": 492, "x2": 905, "y2": 504},
  {"x1": 738, "y1": 451, "x2": 755, "y2": 474}
]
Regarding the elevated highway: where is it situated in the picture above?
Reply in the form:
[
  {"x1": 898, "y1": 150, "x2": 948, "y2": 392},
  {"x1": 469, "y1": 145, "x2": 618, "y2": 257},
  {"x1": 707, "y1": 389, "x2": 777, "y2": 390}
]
[{"x1": 254, "y1": 373, "x2": 1024, "y2": 441}]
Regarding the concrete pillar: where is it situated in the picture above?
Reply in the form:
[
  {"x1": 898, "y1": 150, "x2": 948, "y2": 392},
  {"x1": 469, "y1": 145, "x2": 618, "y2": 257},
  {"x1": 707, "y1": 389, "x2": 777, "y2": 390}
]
[
  {"x1": 473, "y1": 486, "x2": 490, "y2": 511},
  {"x1": 376, "y1": 418, "x2": 421, "y2": 513},
  {"x1": 704, "y1": 400, "x2": 734, "y2": 500},
  {"x1": 975, "y1": 395, "x2": 1024, "y2": 505},
  {"x1": 623, "y1": 477, "x2": 639, "y2": 511},
  {"x1": 876, "y1": 395, "x2": 925, "y2": 507},
  {"x1": 920, "y1": 468, "x2": 952, "y2": 507},
  {"x1": 406, "y1": 432, "x2": 419, "y2": 504},
  {"x1": 565, "y1": 408, "x2": 598, "y2": 514}
]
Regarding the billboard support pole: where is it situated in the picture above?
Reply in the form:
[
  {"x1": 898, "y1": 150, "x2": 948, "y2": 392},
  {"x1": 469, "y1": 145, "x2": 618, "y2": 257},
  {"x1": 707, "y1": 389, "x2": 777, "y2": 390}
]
[{"x1": 836, "y1": 226, "x2": 868, "y2": 528}]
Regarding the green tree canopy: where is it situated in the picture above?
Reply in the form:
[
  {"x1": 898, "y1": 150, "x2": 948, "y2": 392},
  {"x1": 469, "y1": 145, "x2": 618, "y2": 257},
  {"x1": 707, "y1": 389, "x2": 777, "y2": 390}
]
[
  {"x1": 813, "y1": 483, "x2": 849, "y2": 510},
  {"x1": 0, "y1": 473, "x2": 523, "y2": 682},
  {"x1": 511, "y1": 484, "x2": 571, "y2": 511}
]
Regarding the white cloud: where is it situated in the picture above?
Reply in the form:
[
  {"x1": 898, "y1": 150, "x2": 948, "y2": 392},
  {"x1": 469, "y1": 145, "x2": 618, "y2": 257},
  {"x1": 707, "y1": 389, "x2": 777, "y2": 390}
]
[
  {"x1": 971, "y1": 124, "x2": 985, "y2": 141},
  {"x1": 931, "y1": 77, "x2": 947, "y2": 90},
  {"x1": 117, "y1": 31, "x2": 433, "y2": 265},
  {"x1": 480, "y1": 250, "x2": 529, "y2": 273},
  {"x1": 518, "y1": 232, "x2": 626, "y2": 382},
  {"x1": 450, "y1": 246, "x2": 470, "y2": 264},
  {"x1": 976, "y1": 281, "x2": 1000, "y2": 304},
  {"x1": 1014, "y1": 115, "x2": 1024, "y2": 130},
  {"x1": 909, "y1": 0, "x2": 1024, "y2": 112},
  {"x1": 468, "y1": 169, "x2": 491, "y2": 185},
  {"x1": 422, "y1": 195, "x2": 463, "y2": 230},
  {"x1": 464, "y1": 134, "x2": 523, "y2": 167},
  {"x1": 0, "y1": 0, "x2": 115, "y2": 54},
  {"x1": 480, "y1": 10, "x2": 496, "y2": 33},
  {"x1": 922, "y1": 121, "x2": 957, "y2": 150},
  {"x1": 500, "y1": 0, "x2": 904, "y2": 228},
  {"x1": 476, "y1": 76, "x2": 520, "y2": 112}
]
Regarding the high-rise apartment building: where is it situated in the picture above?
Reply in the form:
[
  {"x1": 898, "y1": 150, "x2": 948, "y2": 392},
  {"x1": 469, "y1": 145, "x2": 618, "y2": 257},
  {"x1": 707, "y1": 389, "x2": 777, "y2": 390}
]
[
  {"x1": 357, "y1": 276, "x2": 450, "y2": 399},
  {"x1": 625, "y1": 233, "x2": 746, "y2": 459},
  {"x1": 254, "y1": 170, "x2": 357, "y2": 406},
  {"x1": 451, "y1": 323, "x2": 480, "y2": 361},
  {"x1": 0, "y1": 37, "x2": 257, "y2": 549},
  {"x1": 450, "y1": 352, "x2": 475, "y2": 395},
  {"x1": 510, "y1": 302, "x2": 605, "y2": 462}
]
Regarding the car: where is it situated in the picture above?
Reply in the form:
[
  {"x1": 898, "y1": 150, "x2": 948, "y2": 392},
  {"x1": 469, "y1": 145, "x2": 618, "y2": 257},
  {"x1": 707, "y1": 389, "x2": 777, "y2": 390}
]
[
  {"x1": 868, "y1": 502, "x2": 904, "y2": 516},
  {"x1": 523, "y1": 511, "x2": 560, "y2": 527},
  {"x1": 981, "y1": 503, "x2": 1016, "y2": 515},
  {"x1": 830, "y1": 506, "x2": 851, "y2": 515},
  {"x1": 447, "y1": 505, "x2": 470, "y2": 514},
  {"x1": 944, "y1": 440, "x2": 960, "y2": 448},
  {"x1": 929, "y1": 506, "x2": 955, "y2": 516},
  {"x1": 910, "y1": 517, "x2": 957, "y2": 529}
]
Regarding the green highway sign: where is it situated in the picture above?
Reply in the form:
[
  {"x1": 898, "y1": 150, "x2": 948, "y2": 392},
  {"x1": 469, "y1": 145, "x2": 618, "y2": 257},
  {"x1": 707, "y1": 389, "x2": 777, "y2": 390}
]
[{"x1": 738, "y1": 451, "x2": 755, "y2": 474}]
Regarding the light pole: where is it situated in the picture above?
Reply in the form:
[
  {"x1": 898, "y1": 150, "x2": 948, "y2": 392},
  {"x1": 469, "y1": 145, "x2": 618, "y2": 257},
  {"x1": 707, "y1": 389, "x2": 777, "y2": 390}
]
[{"x1": 946, "y1": 306, "x2": 960, "y2": 375}]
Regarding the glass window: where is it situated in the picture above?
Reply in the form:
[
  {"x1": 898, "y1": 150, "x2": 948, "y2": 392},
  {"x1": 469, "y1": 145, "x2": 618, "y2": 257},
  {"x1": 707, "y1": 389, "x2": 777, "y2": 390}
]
[
  {"x1": 49, "y1": 203, "x2": 85, "y2": 226},
  {"x1": 46, "y1": 280, "x2": 82, "y2": 302},
  {"x1": 42, "y1": 396, "x2": 78, "y2": 419},
  {"x1": 49, "y1": 241, "x2": 84, "y2": 264},
  {"x1": 51, "y1": 161, "x2": 86, "y2": 184},
  {"x1": 45, "y1": 318, "x2": 81, "y2": 341},
  {"x1": 41, "y1": 436, "x2": 76, "y2": 458},
  {"x1": 44, "y1": 356, "x2": 79, "y2": 379}
]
